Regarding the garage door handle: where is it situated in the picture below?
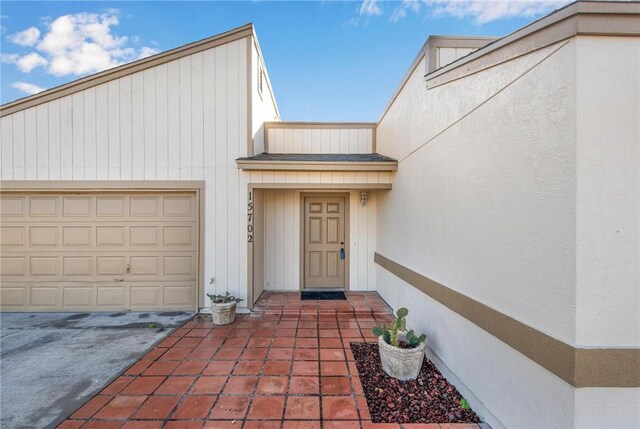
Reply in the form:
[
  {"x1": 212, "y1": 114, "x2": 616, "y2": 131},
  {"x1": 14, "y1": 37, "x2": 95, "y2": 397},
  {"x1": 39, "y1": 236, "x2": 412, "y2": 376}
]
[{"x1": 114, "y1": 278, "x2": 125, "y2": 282}]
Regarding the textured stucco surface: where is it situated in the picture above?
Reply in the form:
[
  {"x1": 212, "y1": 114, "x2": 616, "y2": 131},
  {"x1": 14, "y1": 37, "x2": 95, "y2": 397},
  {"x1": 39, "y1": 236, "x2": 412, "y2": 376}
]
[
  {"x1": 375, "y1": 33, "x2": 640, "y2": 428},
  {"x1": 377, "y1": 39, "x2": 577, "y2": 345},
  {"x1": 575, "y1": 36, "x2": 640, "y2": 348}
]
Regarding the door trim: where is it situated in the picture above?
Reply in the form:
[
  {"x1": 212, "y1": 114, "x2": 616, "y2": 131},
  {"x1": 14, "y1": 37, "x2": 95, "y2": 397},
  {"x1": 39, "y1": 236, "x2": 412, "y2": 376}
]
[
  {"x1": 299, "y1": 192, "x2": 350, "y2": 291},
  {"x1": 0, "y1": 180, "x2": 205, "y2": 313}
]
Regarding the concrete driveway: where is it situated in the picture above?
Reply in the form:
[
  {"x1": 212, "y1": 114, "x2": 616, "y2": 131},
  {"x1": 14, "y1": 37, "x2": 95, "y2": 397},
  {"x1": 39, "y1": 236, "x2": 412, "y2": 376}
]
[{"x1": 0, "y1": 311, "x2": 194, "y2": 429}]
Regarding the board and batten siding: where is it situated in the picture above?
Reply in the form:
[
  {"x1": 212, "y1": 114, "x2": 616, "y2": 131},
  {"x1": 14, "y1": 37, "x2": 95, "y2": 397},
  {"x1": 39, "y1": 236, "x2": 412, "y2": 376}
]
[
  {"x1": 261, "y1": 189, "x2": 377, "y2": 291},
  {"x1": 265, "y1": 125, "x2": 374, "y2": 154},
  {"x1": 0, "y1": 37, "x2": 250, "y2": 306}
]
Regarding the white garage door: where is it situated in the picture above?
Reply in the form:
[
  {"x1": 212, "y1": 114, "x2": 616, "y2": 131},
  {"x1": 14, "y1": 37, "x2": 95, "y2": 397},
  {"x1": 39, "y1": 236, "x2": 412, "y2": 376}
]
[{"x1": 0, "y1": 191, "x2": 199, "y2": 312}]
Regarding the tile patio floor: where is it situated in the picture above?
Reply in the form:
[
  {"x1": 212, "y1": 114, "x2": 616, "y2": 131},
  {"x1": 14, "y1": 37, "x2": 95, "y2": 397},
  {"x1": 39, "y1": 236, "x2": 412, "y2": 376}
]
[{"x1": 57, "y1": 292, "x2": 484, "y2": 429}]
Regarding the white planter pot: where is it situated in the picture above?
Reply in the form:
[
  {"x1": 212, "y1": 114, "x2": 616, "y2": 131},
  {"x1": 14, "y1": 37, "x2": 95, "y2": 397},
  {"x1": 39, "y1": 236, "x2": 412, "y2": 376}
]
[
  {"x1": 378, "y1": 335, "x2": 427, "y2": 381},
  {"x1": 210, "y1": 301, "x2": 237, "y2": 325}
]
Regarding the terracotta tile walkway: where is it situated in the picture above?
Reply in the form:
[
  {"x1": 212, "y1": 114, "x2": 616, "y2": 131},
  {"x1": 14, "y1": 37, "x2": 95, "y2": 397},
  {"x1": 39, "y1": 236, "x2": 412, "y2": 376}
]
[{"x1": 58, "y1": 292, "x2": 485, "y2": 429}]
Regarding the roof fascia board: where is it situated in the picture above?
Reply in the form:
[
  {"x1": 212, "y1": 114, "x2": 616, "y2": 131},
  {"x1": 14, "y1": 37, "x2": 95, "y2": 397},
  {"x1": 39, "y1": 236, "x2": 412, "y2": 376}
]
[
  {"x1": 249, "y1": 183, "x2": 392, "y2": 190},
  {"x1": 1, "y1": 24, "x2": 254, "y2": 117},
  {"x1": 426, "y1": 1, "x2": 640, "y2": 88},
  {"x1": 426, "y1": 35, "x2": 498, "y2": 49},
  {"x1": 236, "y1": 160, "x2": 398, "y2": 171}
]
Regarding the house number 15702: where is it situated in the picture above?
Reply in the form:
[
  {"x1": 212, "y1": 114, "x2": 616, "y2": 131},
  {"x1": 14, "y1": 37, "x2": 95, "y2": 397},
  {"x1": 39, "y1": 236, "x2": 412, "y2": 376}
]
[{"x1": 247, "y1": 190, "x2": 254, "y2": 243}]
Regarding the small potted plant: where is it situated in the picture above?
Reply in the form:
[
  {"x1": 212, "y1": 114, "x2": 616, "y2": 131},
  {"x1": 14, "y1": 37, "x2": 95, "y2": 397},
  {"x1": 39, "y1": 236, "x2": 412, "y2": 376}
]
[
  {"x1": 372, "y1": 308, "x2": 427, "y2": 380},
  {"x1": 207, "y1": 292, "x2": 243, "y2": 325}
]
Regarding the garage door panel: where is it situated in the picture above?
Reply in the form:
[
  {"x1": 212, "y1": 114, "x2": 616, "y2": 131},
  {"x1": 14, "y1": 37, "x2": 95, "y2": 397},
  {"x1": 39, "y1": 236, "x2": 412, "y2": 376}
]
[
  {"x1": 130, "y1": 197, "x2": 159, "y2": 217},
  {"x1": 97, "y1": 256, "x2": 127, "y2": 276},
  {"x1": 30, "y1": 257, "x2": 59, "y2": 276},
  {"x1": 31, "y1": 287, "x2": 58, "y2": 306},
  {"x1": 130, "y1": 256, "x2": 159, "y2": 276},
  {"x1": 63, "y1": 286, "x2": 93, "y2": 307},
  {"x1": 96, "y1": 227, "x2": 126, "y2": 246},
  {"x1": 97, "y1": 287, "x2": 126, "y2": 306},
  {"x1": 130, "y1": 227, "x2": 159, "y2": 246},
  {"x1": 63, "y1": 197, "x2": 92, "y2": 217},
  {"x1": 63, "y1": 227, "x2": 92, "y2": 247},
  {"x1": 0, "y1": 286, "x2": 26, "y2": 308},
  {"x1": 130, "y1": 286, "x2": 160, "y2": 306},
  {"x1": 164, "y1": 256, "x2": 194, "y2": 277},
  {"x1": 1, "y1": 191, "x2": 198, "y2": 312},
  {"x1": 62, "y1": 256, "x2": 93, "y2": 277},
  {"x1": 96, "y1": 197, "x2": 126, "y2": 217},
  {"x1": 163, "y1": 196, "x2": 194, "y2": 218},
  {"x1": 30, "y1": 197, "x2": 58, "y2": 217},
  {"x1": 163, "y1": 226, "x2": 194, "y2": 247},
  {"x1": 29, "y1": 227, "x2": 58, "y2": 247},
  {"x1": 0, "y1": 197, "x2": 25, "y2": 216},
  {"x1": 0, "y1": 257, "x2": 26, "y2": 276},
  {"x1": 0, "y1": 227, "x2": 25, "y2": 247},
  {"x1": 164, "y1": 286, "x2": 192, "y2": 306}
]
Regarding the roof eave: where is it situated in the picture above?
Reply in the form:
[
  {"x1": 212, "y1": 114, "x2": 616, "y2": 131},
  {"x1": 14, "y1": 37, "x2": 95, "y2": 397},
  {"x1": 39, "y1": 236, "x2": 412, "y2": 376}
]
[
  {"x1": 0, "y1": 23, "x2": 254, "y2": 117},
  {"x1": 425, "y1": 1, "x2": 640, "y2": 88},
  {"x1": 236, "y1": 160, "x2": 398, "y2": 171}
]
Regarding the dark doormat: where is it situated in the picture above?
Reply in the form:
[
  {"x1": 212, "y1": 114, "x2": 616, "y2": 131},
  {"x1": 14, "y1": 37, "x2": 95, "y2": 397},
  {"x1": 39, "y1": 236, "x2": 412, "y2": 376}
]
[{"x1": 301, "y1": 291, "x2": 347, "y2": 300}]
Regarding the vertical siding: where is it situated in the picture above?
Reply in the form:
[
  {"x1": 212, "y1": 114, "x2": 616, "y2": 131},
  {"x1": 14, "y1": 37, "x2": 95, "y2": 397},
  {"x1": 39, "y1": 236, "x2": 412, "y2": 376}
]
[
  {"x1": 267, "y1": 126, "x2": 374, "y2": 154},
  {"x1": 260, "y1": 189, "x2": 377, "y2": 291},
  {"x1": 0, "y1": 38, "x2": 249, "y2": 306}
]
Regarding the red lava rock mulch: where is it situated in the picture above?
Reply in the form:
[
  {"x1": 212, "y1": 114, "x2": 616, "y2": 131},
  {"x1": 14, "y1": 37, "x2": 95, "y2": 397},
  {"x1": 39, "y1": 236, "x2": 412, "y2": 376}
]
[{"x1": 351, "y1": 342, "x2": 481, "y2": 425}]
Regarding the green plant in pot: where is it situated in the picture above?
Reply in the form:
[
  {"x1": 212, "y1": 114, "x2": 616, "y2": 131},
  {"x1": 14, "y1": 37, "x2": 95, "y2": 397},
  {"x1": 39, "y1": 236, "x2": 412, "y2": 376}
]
[
  {"x1": 373, "y1": 307, "x2": 427, "y2": 380},
  {"x1": 207, "y1": 292, "x2": 243, "y2": 325}
]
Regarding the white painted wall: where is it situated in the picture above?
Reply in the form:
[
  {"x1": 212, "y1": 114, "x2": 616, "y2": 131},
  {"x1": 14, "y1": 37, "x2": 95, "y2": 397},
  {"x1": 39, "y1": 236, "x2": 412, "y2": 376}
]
[
  {"x1": 266, "y1": 126, "x2": 373, "y2": 154},
  {"x1": 376, "y1": 33, "x2": 640, "y2": 428},
  {"x1": 0, "y1": 38, "x2": 252, "y2": 307},
  {"x1": 575, "y1": 36, "x2": 640, "y2": 348},
  {"x1": 376, "y1": 39, "x2": 578, "y2": 428},
  {"x1": 251, "y1": 38, "x2": 279, "y2": 155},
  {"x1": 261, "y1": 189, "x2": 377, "y2": 291},
  {"x1": 377, "y1": 269, "x2": 575, "y2": 429},
  {"x1": 574, "y1": 388, "x2": 640, "y2": 429}
]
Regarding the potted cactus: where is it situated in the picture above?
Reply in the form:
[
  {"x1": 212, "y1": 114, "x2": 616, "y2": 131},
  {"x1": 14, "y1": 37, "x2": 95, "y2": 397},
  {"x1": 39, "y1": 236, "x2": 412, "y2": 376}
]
[
  {"x1": 372, "y1": 308, "x2": 427, "y2": 380},
  {"x1": 207, "y1": 292, "x2": 243, "y2": 325}
]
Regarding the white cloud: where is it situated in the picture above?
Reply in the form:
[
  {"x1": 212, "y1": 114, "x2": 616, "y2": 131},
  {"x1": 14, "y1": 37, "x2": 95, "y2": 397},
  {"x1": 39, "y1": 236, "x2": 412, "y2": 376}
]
[
  {"x1": 426, "y1": 0, "x2": 570, "y2": 24},
  {"x1": 8, "y1": 26, "x2": 40, "y2": 46},
  {"x1": 11, "y1": 81, "x2": 45, "y2": 95},
  {"x1": 390, "y1": 0, "x2": 421, "y2": 23},
  {"x1": 1, "y1": 53, "x2": 19, "y2": 64},
  {"x1": 138, "y1": 46, "x2": 159, "y2": 59},
  {"x1": 359, "y1": 0, "x2": 383, "y2": 16},
  {"x1": 15, "y1": 52, "x2": 48, "y2": 72},
  {"x1": 379, "y1": 0, "x2": 571, "y2": 25},
  {"x1": 4, "y1": 10, "x2": 158, "y2": 77}
]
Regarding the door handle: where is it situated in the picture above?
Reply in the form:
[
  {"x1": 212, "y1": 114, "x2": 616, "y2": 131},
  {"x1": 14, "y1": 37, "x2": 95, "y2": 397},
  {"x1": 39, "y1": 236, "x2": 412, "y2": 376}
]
[
  {"x1": 340, "y1": 242, "x2": 345, "y2": 260},
  {"x1": 114, "y1": 278, "x2": 125, "y2": 282}
]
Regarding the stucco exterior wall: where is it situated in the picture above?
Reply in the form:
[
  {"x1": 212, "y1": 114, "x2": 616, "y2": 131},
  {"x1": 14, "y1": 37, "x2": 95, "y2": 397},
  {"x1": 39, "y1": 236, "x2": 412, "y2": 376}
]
[
  {"x1": 376, "y1": 39, "x2": 578, "y2": 428},
  {"x1": 376, "y1": 31, "x2": 640, "y2": 427},
  {"x1": 575, "y1": 36, "x2": 640, "y2": 348}
]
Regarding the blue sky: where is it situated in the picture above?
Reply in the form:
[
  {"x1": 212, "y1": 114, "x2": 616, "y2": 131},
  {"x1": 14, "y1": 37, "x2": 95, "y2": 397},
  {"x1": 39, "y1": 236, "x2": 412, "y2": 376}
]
[{"x1": 1, "y1": 1, "x2": 569, "y2": 121}]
